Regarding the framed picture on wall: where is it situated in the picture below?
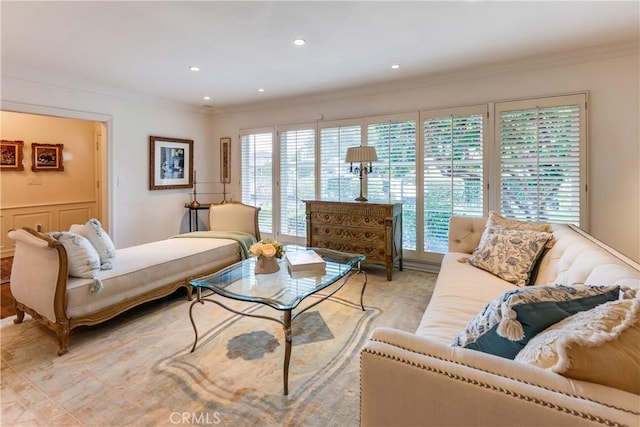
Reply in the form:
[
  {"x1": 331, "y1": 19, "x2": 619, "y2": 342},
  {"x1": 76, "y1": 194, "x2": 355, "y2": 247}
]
[
  {"x1": 220, "y1": 137, "x2": 231, "y2": 183},
  {"x1": 1, "y1": 140, "x2": 24, "y2": 171},
  {"x1": 32, "y1": 143, "x2": 64, "y2": 172},
  {"x1": 149, "y1": 135, "x2": 194, "y2": 190}
]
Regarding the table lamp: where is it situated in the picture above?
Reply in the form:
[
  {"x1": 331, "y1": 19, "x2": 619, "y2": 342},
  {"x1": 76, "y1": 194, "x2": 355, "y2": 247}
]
[{"x1": 345, "y1": 145, "x2": 378, "y2": 201}]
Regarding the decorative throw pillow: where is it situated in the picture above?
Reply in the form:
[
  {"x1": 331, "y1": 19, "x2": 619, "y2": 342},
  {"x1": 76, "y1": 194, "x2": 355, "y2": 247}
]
[
  {"x1": 515, "y1": 298, "x2": 640, "y2": 394},
  {"x1": 452, "y1": 284, "x2": 621, "y2": 359},
  {"x1": 50, "y1": 232, "x2": 103, "y2": 293},
  {"x1": 70, "y1": 218, "x2": 115, "y2": 270},
  {"x1": 469, "y1": 226, "x2": 553, "y2": 286},
  {"x1": 487, "y1": 211, "x2": 552, "y2": 233}
]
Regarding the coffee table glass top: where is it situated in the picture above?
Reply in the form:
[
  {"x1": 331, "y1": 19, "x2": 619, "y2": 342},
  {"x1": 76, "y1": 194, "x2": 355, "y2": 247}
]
[{"x1": 190, "y1": 245, "x2": 364, "y2": 310}]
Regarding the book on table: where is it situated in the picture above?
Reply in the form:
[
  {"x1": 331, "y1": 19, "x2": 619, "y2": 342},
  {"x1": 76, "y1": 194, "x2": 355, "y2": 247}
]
[
  {"x1": 285, "y1": 250, "x2": 326, "y2": 273},
  {"x1": 288, "y1": 268, "x2": 326, "y2": 279}
]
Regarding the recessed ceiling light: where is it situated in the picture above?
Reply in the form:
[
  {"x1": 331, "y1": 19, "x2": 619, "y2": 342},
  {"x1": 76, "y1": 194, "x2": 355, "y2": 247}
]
[
  {"x1": 257, "y1": 88, "x2": 265, "y2": 92},
  {"x1": 293, "y1": 38, "x2": 306, "y2": 46},
  {"x1": 391, "y1": 64, "x2": 400, "y2": 69},
  {"x1": 203, "y1": 96, "x2": 210, "y2": 100},
  {"x1": 189, "y1": 66, "x2": 200, "y2": 71}
]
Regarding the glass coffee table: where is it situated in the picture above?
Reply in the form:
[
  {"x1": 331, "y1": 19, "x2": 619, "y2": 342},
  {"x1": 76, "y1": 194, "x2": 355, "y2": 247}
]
[{"x1": 188, "y1": 245, "x2": 366, "y2": 395}]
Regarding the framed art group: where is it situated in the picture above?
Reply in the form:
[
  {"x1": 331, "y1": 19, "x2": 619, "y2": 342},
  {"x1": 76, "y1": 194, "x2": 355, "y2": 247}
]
[{"x1": 1, "y1": 140, "x2": 65, "y2": 172}]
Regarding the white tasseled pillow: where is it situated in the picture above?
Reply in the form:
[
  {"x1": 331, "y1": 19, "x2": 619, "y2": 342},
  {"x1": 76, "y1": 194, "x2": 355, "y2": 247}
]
[{"x1": 70, "y1": 218, "x2": 115, "y2": 270}]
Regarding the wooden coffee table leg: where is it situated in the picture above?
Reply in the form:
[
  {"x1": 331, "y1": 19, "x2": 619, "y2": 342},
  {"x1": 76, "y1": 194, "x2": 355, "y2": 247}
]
[{"x1": 283, "y1": 310, "x2": 292, "y2": 395}]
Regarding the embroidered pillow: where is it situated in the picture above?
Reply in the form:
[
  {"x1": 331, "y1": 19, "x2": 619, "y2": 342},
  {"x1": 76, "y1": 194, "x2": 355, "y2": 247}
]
[
  {"x1": 70, "y1": 218, "x2": 115, "y2": 270},
  {"x1": 515, "y1": 298, "x2": 640, "y2": 394},
  {"x1": 452, "y1": 284, "x2": 621, "y2": 359},
  {"x1": 486, "y1": 211, "x2": 552, "y2": 233},
  {"x1": 50, "y1": 232, "x2": 103, "y2": 293},
  {"x1": 469, "y1": 226, "x2": 553, "y2": 286}
]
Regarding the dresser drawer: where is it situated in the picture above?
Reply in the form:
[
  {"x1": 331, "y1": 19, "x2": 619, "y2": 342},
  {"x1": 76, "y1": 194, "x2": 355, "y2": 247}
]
[
  {"x1": 309, "y1": 238, "x2": 386, "y2": 262},
  {"x1": 309, "y1": 224, "x2": 384, "y2": 246},
  {"x1": 310, "y1": 212, "x2": 385, "y2": 229}
]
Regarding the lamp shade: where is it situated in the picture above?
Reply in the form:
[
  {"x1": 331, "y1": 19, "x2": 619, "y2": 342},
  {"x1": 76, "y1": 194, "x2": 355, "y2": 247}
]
[{"x1": 345, "y1": 146, "x2": 378, "y2": 163}]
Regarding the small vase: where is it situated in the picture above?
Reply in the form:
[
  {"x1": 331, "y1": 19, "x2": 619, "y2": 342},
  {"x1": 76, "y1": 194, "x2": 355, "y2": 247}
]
[{"x1": 255, "y1": 255, "x2": 280, "y2": 274}]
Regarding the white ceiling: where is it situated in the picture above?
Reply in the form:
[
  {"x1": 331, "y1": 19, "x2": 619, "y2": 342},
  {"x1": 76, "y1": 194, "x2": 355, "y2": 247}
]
[{"x1": 2, "y1": 1, "x2": 639, "y2": 111}]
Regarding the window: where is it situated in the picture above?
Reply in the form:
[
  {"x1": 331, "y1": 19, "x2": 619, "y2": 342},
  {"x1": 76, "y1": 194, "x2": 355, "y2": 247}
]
[
  {"x1": 366, "y1": 114, "x2": 418, "y2": 250},
  {"x1": 422, "y1": 106, "x2": 487, "y2": 253},
  {"x1": 279, "y1": 126, "x2": 316, "y2": 239},
  {"x1": 318, "y1": 122, "x2": 361, "y2": 201},
  {"x1": 239, "y1": 92, "x2": 587, "y2": 264},
  {"x1": 240, "y1": 130, "x2": 274, "y2": 233},
  {"x1": 495, "y1": 94, "x2": 586, "y2": 226}
]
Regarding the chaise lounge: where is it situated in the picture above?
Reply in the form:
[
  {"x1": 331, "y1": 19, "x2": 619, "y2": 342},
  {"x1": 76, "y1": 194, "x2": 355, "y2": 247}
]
[{"x1": 8, "y1": 202, "x2": 261, "y2": 355}]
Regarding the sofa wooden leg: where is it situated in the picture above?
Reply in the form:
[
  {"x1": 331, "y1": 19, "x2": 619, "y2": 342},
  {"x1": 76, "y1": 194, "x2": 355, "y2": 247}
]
[
  {"x1": 56, "y1": 322, "x2": 70, "y2": 355},
  {"x1": 13, "y1": 305, "x2": 25, "y2": 324},
  {"x1": 57, "y1": 333, "x2": 69, "y2": 355}
]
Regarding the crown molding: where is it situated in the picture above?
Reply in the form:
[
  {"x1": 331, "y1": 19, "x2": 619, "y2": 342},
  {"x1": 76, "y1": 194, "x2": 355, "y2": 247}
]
[{"x1": 1, "y1": 73, "x2": 209, "y2": 115}]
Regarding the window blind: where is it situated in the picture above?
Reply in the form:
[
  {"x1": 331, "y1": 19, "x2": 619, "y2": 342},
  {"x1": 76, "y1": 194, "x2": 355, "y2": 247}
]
[
  {"x1": 319, "y1": 124, "x2": 361, "y2": 201},
  {"x1": 498, "y1": 98, "x2": 584, "y2": 225},
  {"x1": 367, "y1": 119, "x2": 417, "y2": 250},
  {"x1": 279, "y1": 127, "x2": 315, "y2": 238},
  {"x1": 241, "y1": 131, "x2": 273, "y2": 233},
  {"x1": 423, "y1": 111, "x2": 484, "y2": 253}
]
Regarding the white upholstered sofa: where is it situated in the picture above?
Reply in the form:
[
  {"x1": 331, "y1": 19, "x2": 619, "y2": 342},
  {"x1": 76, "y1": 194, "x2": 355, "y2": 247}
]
[
  {"x1": 361, "y1": 215, "x2": 640, "y2": 427},
  {"x1": 8, "y1": 202, "x2": 260, "y2": 355}
]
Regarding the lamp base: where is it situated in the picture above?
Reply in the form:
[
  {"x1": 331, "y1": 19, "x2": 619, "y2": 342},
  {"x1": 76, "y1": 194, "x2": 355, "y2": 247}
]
[{"x1": 354, "y1": 196, "x2": 368, "y2": 202}]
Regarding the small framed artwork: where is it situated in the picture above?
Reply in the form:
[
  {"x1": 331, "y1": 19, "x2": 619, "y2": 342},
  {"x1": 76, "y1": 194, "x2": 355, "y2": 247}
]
[
  {"x1": 220, "y1": 137, "x2": 231, "y2": 183},
  {"x1": 1, "y1": 140, "x2": 24, "y2": 171},
  {"x1": 32, "y1": 143, "x2": 64, "y2": 172},
  {"x1": 149, "y1": 135, "x2": 194, "y2": 190}
]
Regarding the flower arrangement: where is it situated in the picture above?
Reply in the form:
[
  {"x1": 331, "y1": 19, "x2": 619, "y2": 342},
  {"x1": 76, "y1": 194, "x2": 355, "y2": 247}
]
[{"x1": 249, "y1": 239, "x2": 285, "y2": 259}]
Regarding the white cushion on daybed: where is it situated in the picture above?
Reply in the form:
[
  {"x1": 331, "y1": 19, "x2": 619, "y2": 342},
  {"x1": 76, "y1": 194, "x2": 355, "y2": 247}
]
[{"x1": 66, "y1": 237, "x2": 240, "y2": 318}]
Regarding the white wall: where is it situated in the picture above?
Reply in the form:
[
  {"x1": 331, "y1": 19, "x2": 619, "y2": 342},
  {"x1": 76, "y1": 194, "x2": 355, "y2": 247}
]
[
  {"x1": 1, "y1": 79, "x2": 213, "y2": 248},
  {"x1": 2, "y1": 49, "x2": 638, "y2": 261},
  {"x1": 212, "y1": 51, "x2": 640, "y2": 262}
]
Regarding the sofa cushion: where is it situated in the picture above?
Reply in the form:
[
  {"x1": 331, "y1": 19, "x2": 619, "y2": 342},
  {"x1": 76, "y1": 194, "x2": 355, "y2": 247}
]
[
  {"x1": 416, "y1": 252, "x2": 516, "y2": 344},
  {"x1": 70, "y1": 219, "x2": 116, "y2": 270},
  {"x1": 452, "y1": 284, "x2": 621, "y2": 359},
  {"x1": 469, "y1": 226, "x2": 553, "y2": 286},
  {"x1": 515, "y1": 298, "x2": 640, "y2": 394},
  {"x1": 486, "y1": 211, "x2": 552, "y2": 233}
]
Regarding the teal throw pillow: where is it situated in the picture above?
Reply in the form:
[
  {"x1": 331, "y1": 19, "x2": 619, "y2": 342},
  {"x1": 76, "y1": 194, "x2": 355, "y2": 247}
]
[{"x1": 452, "y1": 284, "x2": 621, "y2": 359}]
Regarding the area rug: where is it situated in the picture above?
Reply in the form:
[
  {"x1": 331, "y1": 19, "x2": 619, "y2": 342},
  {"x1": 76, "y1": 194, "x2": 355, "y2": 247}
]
[{"x1": 1, "y1": 267, "x2": 436, "y2": 427}]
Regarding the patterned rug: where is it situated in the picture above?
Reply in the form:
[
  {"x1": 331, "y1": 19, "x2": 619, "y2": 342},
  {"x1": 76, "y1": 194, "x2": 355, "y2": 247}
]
[{"x1": 1, "y1": 267, "x2": 436, "y2": 426}]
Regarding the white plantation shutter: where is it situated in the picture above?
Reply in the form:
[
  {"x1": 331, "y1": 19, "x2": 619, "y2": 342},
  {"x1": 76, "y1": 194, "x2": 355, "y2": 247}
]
[
  {"x1": 496, "y1": 94, "x2": 586, "y2": 225},
  {"x1": 366, "y1": 115, "x2": 418, "y2": 250},
  {"x1": 241, "y1": 130, "x2": 273, "y2": 233},
  {"x1": 319, "y1": 123, "x2": 362, "y2": 201},
  {"x1": 279, "y1": 127, "x2": 315, "y2": 238},
  {"x1": 422, "y1": 106, "x2": 486, "y2": 253}
]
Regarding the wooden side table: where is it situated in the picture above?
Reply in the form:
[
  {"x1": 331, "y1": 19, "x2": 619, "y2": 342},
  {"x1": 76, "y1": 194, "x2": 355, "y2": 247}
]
[{"x1": 184, "y1": 204, "x2": 210, "y2": 231}]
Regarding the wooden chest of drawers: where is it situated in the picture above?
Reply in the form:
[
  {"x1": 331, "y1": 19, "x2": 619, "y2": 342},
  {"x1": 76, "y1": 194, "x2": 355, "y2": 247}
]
[{"x1": 304, "y1": 200, "x2": 402, "y2": 281}]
